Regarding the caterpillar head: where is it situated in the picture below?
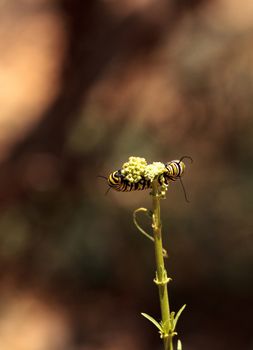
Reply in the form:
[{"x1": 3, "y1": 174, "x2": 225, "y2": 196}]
[
  {"x1": 108, "y1": 170, "x2": 124, "y2": 188},
  {"x1": 165, "y1": 160, "x2": 185, "y2": 177}
]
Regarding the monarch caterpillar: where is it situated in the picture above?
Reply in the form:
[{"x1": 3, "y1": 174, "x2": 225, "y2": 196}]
[
  {"x1": 108, "y1": 170, "x2": 152, "y2": 192},
  {"x1": 104, "y1": 156, "x2": 192, "y2": 200}
]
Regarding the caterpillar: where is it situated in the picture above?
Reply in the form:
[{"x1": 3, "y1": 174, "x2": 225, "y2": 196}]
[
  {"x1": 108, "y1": 170, "x2": 151, "y2": 192},
  {"x1": 107, "y1": 157, "x2": 191, "y2": 194}
]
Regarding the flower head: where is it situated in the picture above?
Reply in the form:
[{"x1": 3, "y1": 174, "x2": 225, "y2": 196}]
[
  {"x1": 144, "y1": 162, "x2": 167, "y2": 182},
  {"x1": 121, "y1": 156, "x2": 147, "y2": 183}
]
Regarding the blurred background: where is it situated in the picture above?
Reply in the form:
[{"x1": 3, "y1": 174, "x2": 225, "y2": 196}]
[{"x1": 0, "y1": 0, "x2": 252, "y2": 349}]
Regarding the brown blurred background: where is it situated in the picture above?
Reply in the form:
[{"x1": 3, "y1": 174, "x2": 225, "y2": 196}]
[{"x1": 0, "y1": 0, "x2": 252, "y2": 349}]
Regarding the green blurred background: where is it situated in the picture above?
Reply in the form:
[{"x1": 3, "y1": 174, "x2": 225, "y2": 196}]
[{"x1": 0, "y1": 1, "x2": 252, "y2": 349}]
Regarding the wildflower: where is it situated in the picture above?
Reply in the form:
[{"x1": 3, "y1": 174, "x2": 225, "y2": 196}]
[
  {"x1": 121, "y1": 156, "x2": 147, "y2": 183},
  {"x1": 144, "y1": 162, "x2": 167, "y2": 182}
]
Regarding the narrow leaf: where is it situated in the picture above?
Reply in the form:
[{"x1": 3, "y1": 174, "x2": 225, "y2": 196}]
[
  {"x1": 173, "y1": 304, "x2": 186, "y2": 330},
  {"x1": 141, "y1": 313, "x2": 163, "y2": 332},
  {"x1": 169, "y1": 311, "x2": 175, "y2": 329}
]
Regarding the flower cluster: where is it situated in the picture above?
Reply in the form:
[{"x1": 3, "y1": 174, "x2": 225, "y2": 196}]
[
  {"x1": 121, "y1": 157, "x2": 167, "y2": 186},
  {"x1": 144, "y1": 162, "x2": 166, "y2": 182},
  {"x1": 121, "y1": 157, "x2": 147, "y2": 183}
]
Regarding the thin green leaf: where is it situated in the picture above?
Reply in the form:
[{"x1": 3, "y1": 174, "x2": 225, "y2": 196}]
[
  {"x1": 141, "y1": 313, "x2": 163, "y2": 332},
  {"x1": 169, "y1": 311, "x2": 175, "y2": 329},
  {"x1": 173, "y1": 304, "x2": 186, "y2": 331}
]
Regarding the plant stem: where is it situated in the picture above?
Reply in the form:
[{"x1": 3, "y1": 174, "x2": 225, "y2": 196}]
[{"x1": 151, "y1": 180, "x2": 172, "y2": 350}]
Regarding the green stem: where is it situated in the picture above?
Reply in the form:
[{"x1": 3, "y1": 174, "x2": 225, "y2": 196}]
[{"x1": 151, "y1": 181, "x2": 172, "y2": 350}]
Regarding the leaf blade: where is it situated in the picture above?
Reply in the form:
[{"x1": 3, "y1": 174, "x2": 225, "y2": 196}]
[
  {"x1": 173, "y1": 304, "x2": 186, "y2": 331},
  {"x1": 141, "y1": 313, "x2": 163, "y2": 332}
]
